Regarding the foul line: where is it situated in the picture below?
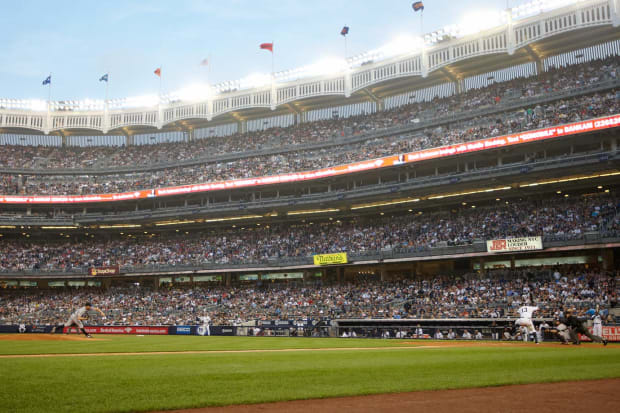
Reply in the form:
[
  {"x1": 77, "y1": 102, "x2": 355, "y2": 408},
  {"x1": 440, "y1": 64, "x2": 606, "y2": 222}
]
[{"x1": 0, "y1": 345, "x2": 443, "y2": 359}]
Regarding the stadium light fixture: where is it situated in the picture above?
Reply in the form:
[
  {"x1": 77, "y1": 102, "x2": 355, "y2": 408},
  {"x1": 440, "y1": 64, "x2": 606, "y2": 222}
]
[
  {"x1": 154, "y1": 220, "x2": 196, "y2": 226},
  {"x1": 287, "y1": 208, "x2": 340, "y2": 216},
  {"x1": 174, "y1": 84, "x2": 211, "y2": 102},
  {"x1": 350, "y1": 198, "x2": 420, "y2": 210},
  {"x1": 204, "y1": 215, "x2": 263, "y2": 222},
  {"x1": 29, "y1": 99, "x2": 47, "y2": 111},
  {"x1": 239, "y1": 73, "x2": 272, "y2": 90},
  {"x1": 99, "y1": 224, "x2": 142, "y2": 229},
  {"x1": 519, "y1": 171, "x2": 620, "y2": 187},
  {"x1": 41, "y1": 226, "x2": 79, "y2": 229},
  {"x1": 379, "y1": 35, "x2": 424, "y2": 58},
  {"x1": 457, "y1": 10, "x2": 507, "y2": 36},
  {"x1": 303, "y1": 58, "x2": 348, "y2": 78},
  {"x1": 123, "y1": 94, "x2": 160, "y2": 109},
  {"x1": 427, "y1": 186, "x2": 511, "y2": 200}
]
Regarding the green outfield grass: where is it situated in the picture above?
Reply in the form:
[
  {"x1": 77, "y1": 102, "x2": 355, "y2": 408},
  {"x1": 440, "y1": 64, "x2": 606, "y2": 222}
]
[{"x1": 0, "y1": 336, "x2": 618, "y2": 413}]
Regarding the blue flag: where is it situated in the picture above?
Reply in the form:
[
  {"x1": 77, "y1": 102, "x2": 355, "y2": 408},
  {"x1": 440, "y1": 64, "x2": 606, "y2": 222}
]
[
  {"x1": 99, "y1": 74, "x2": 109, "y2": 82},
  {"x1": 340, "y1": 26, "x2": 349, "y2": 36},
  {"x1": 42, "y1": 75, "x2": 51, "y2": 86},
  {"x1": 412, "y1": 1, "x2": 424, "y2": 12}
]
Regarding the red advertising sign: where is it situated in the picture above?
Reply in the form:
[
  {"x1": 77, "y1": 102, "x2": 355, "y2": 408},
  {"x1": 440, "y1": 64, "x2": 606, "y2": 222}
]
[
  {"x1": 1, "y1": 114, "x2": 619, "y2": 205},
  {"x1": 88, "y1": 266, "x2": 121, "y2": 276},
  {"x1": 63, "y1": 326, "x2": 169, "y2": 335},
  {"x1": 578, "y1": 326, "x2": 620, "y2": 342}
]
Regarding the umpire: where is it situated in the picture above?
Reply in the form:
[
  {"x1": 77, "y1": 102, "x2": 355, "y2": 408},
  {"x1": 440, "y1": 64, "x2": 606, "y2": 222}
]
[{"x1": 563, "y1": 308, "x2": 607, "y2": 346}]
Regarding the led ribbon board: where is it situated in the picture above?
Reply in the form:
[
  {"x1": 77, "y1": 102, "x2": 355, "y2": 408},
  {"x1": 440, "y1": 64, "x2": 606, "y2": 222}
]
[{"x1": 1, "y1": 115, "x2": 618, "y2": 204}]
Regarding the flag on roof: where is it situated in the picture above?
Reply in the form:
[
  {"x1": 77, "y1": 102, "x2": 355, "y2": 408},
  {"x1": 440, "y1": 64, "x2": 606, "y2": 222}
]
[
  {"x1": 260, "y1": 43, "x2": 273, "y2": 52},
  {"x1": 412, "y1": 1, "x2": 424, "y2": 12},
  {"x1": 200, "y1": 58, "x2": 209, "y2": 66},
  {"x1": 99, "y1": 74, "x2": 108, "y2": 82},
  {"x1": 340, "y1": 26, "x2": 349, "y2": 36},
  {"x1": 42, "y1": 75, "x2": 51, "y2": 86},
  {"x1": 154, "y1": 67, "x2": 161, "y2": 77}
]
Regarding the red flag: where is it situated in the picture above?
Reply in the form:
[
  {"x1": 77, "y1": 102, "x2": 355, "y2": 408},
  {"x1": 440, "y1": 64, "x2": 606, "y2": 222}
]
[
  {"x1": 200, "y1": 58, "x2": 209, "y2": 66},
  {"x1": 154, "y1": 67, "x2": 161, "y2": 77},
  {"x1": 260, "y1": 43, "x2": 273, "y2": 52}
]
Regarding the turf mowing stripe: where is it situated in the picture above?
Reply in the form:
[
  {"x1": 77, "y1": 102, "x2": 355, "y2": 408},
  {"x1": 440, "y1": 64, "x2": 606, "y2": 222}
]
[{"x1": 0, "y1": 345, "x2": 439, "y2": 358}]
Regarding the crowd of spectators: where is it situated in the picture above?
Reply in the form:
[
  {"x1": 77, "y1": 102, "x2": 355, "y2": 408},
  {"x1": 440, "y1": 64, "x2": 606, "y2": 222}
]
[
  {"x1": 0, "y1": 57, "x2": 618, "y2": 196},
  {"x1": 0, "y1": 193, "x2": 617, "y2": 272},
  {"x1": 0, "y1": 265, "x2": 616, "y2": 326},
  {"x1": 2, "y1": 87, "x2": 618, "y2": 196}
]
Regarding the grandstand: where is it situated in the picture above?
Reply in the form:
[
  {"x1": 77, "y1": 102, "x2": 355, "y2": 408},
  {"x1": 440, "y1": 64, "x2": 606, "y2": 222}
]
[{"x1": 0, "y1": 0, "x2": 619, "y2": 331}]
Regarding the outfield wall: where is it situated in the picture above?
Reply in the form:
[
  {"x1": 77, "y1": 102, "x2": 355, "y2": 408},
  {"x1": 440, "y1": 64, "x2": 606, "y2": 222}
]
[{"x1": 1, "y1": 323, "x2": 618, "y2": 341}]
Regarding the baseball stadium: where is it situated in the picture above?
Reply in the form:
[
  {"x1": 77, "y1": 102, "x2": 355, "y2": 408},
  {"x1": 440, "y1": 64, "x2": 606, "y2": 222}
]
[{"x1": 1, "y1": 1, "x2": 620, "y2": 412}]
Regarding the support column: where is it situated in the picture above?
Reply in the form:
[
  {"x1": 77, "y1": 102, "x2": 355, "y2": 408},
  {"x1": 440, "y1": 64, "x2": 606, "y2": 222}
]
[
  {"x1": 524, "y1": 45, "x2": 544, "y2": 74},
  {"x1": 600, "y1": 249, "x2": 614, "y2": 271},
  {"x1": 344, "y1": 69, "x2": 352, "y2": 98},
  {"x1": 362, "y1": 88, "x2": 383, "y2": 111},
  {"x1": 237, "y1": 120, "x2": 247, "y2": 134},
  {"x1": 506, "y1": 8, "x2": 515, "y2": 55},
  {"x1": 421, "y1": 46, "x2": 429, "y2": 78}
]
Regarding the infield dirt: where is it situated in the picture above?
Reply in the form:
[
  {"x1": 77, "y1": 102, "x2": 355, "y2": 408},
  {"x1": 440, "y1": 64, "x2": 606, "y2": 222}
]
[{"x1": 156, "y1": 378, "x2": 619, "y2": 413}]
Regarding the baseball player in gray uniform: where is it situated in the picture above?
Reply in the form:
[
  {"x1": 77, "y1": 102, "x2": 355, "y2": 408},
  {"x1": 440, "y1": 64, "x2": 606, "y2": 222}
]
[{"x1": 52, "y1": 303, "x2": 105, "y2": 337}]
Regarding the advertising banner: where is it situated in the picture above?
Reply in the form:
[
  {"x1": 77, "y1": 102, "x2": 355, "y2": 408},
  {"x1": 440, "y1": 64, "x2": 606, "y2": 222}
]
[
  {"x1": 579, "y1": 326, "x2": 620, "y2": 342},
  {"x1": 0, "y1": 115, "x2": 619, "y2": 204},
  {"x1": 63, "y1": 326, "x2": 169, "y2": 335},
  {"x1": 313, "y1": 252, "x2": 348, "y2": 266},
  {"x1": 88, "y1": 266, "x2": 121, "y2": 276},
  {"x1": 486, "y1": 236, "x2": 543, "y2": 253},
  {"x1": 174, "y1": 326, "x2": 194, "y2": 335}
]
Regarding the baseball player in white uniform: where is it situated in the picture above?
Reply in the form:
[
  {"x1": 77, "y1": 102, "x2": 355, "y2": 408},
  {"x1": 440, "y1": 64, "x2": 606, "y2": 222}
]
[
  {"x1": 592, "y1": 311, "x2": 603, "y2": 337},
  {"x1": 52, "y1": 303, "x2": 105, "y2": 338},
  {"x1": 515, "y1": 305, "x2": 539, "y2": 344},
  {"x1": 198, "y1": 315, "x2": 211, "y2": 336}
]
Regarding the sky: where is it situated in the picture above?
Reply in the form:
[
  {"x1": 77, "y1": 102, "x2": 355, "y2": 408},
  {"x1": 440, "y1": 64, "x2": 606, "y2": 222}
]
[{"x1": 0, "y1": 0, "x2": 533, "y2": 101}]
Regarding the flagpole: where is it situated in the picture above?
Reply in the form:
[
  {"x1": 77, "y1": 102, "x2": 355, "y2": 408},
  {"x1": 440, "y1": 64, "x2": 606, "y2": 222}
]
[
  {"x1": 271, "y1": 41, "x2": 274, "y2": 77},
  {"x1": 48, "y1": 73, "x2": 52, "y2": 103},
  {"x1": 344, "y1": 36, "x2": 348, "y2": 61},
  {"x1": 159, "y1": 64, "x2": 163, "y2": 98},
  {"x1": 208, "y1": 53, "x2": 212, "y2": 86},
  {"x1": 105, "y1": 70, "x2": 109, "y2": 103},
  {"x1": 420, "y1": 10, "x2": 424, "y2": 38}
]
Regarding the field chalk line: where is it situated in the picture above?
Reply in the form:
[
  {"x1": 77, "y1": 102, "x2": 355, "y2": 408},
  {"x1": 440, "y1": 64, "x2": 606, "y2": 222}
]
[{"x1": 0, "y1": 345, "x2": 444, "y2": 359}]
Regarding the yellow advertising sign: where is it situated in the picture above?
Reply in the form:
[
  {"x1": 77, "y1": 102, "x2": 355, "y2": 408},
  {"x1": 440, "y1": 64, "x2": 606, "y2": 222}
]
[{"x1": 313, "y1": 253, "x2": 348, "y2": 266}]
